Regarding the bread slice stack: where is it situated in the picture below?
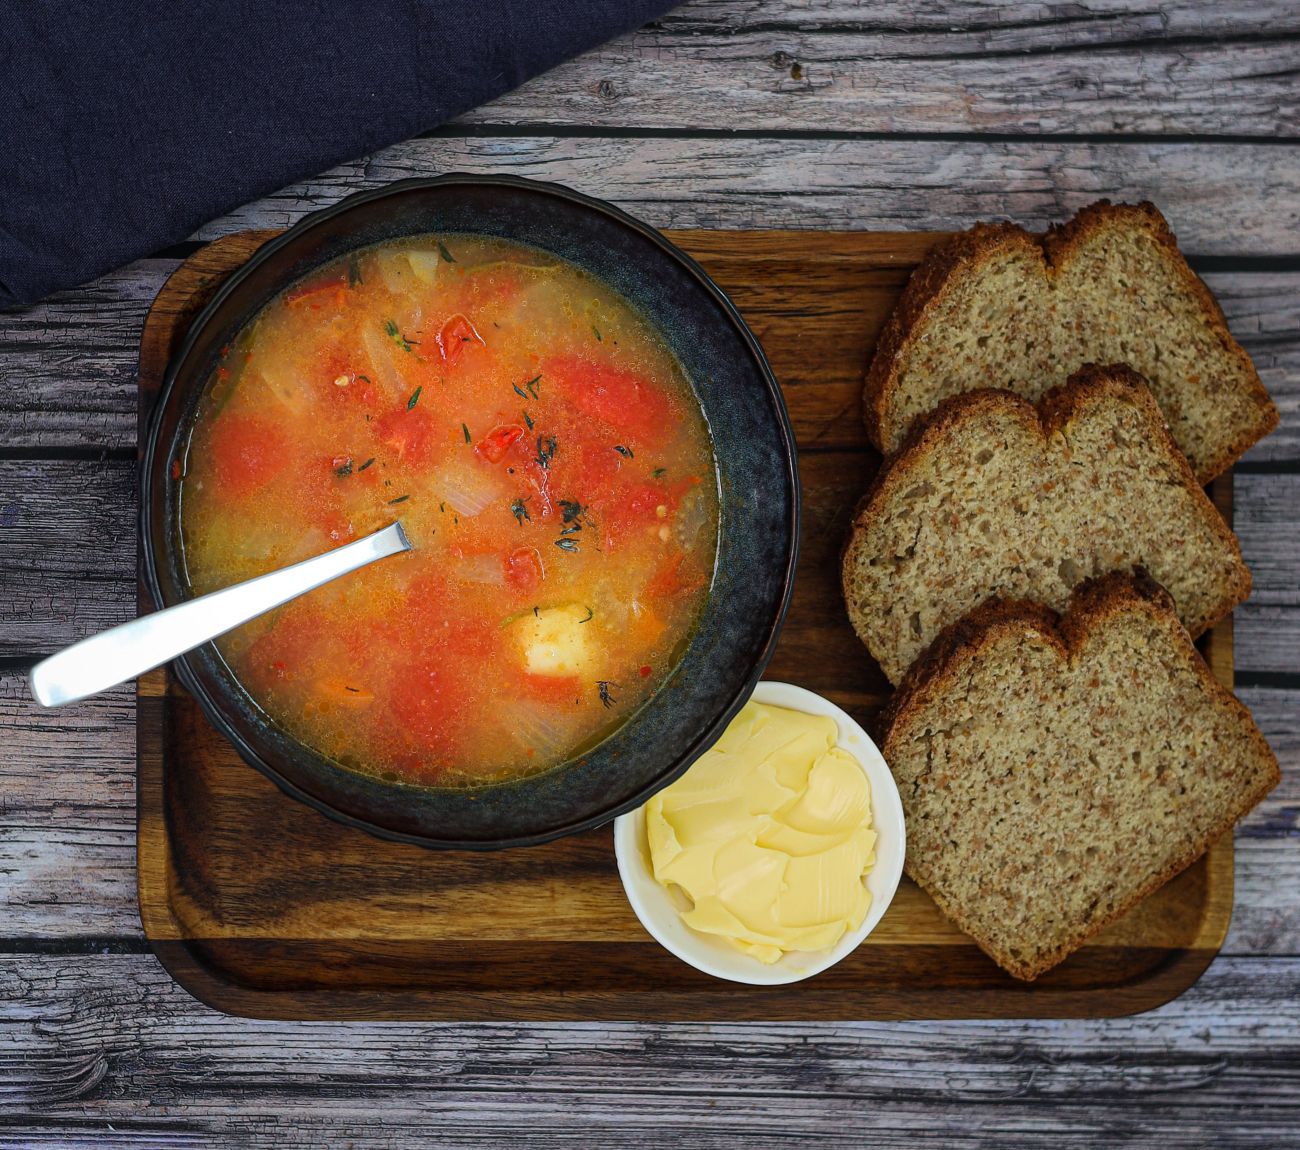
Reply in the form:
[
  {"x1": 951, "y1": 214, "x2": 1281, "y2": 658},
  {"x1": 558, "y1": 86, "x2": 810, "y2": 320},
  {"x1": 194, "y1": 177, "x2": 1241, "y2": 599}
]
[
  {"x1": 842, "y1": 201, "x2": 1279, "y2": 980},
  {"x1": 863, "y1": 201, "x2": 1278, "y2": 483},
  {"x1": 880, "y1": 573, "x2": 1279, "y2": 982},
  {"x1": 843, "y1": 364, "x2": 1250, "y2": 685}
]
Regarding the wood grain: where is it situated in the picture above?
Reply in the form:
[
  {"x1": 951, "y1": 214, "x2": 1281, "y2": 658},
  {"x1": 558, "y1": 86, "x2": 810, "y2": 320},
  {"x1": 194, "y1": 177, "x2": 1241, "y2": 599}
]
[
  {"x1": 657, "y1": 0, "x2": 1300, "y2": 39},
  {"x1": 1, "y1": 954, "x2": 1297, "y2": 1147},
  {"x1": 187, "y1": 137, "x2": 1300, "y2": 255},
  {"x1": 461, "y1": 1, "x2": 1300, "y2": 135}
]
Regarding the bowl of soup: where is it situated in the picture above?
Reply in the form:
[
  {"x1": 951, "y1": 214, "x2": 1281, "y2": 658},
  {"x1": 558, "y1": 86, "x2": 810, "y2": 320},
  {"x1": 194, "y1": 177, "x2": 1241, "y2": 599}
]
[{"x1": 141, "y1": 175, "x2": 798, "y2": 849}]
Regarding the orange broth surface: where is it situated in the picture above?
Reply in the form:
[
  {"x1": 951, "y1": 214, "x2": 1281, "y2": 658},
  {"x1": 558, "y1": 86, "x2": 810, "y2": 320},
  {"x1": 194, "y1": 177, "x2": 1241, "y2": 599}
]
[{"x1": 179, "y1": 234, "x2": 719, "y2": 786}]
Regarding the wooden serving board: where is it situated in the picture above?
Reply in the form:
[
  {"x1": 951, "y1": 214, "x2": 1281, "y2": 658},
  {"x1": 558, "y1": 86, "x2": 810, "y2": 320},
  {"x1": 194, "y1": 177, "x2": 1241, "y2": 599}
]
[{"x1": 137, "y1": 228, "x2": 1236, "y2": 1021}]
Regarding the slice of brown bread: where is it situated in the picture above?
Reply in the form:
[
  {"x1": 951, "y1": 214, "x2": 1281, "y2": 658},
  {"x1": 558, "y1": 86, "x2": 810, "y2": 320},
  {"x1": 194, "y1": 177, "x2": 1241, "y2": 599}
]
[
  {"x1": 864, "y1": 200, "x2": 1278, "y2": 483},
  {"x1": 880, "y1": 571, "x2": 1279, "y2": 981},
  {"x1": 842, "y1": 364, "x2": 1250, "y2": 685}
]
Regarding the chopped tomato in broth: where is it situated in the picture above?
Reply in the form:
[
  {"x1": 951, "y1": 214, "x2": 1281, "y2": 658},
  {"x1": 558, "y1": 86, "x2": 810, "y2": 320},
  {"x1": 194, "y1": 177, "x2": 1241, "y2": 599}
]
[{"x1": 179, "y1": 234, "x2": 718, "y2": 786}]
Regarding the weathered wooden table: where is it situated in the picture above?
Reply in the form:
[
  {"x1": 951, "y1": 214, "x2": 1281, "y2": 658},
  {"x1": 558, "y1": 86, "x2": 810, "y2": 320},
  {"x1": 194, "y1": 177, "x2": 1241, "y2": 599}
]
[{"x1": 2, "y1": 3, "x2": 1297, "y2": 1145}]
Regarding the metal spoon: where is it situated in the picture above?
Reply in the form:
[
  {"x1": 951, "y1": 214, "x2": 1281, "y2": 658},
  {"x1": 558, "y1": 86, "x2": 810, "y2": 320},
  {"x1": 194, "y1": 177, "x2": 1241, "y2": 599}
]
[{"x1": 28, "y1": 521, "x2": 412, "y2": 708}]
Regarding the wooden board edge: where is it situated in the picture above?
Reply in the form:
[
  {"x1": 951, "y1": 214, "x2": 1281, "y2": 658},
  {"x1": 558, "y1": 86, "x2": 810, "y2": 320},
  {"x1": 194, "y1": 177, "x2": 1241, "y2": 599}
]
[{"x1": 139, "y1": 936, "x2": 1225, "y2": 1023}]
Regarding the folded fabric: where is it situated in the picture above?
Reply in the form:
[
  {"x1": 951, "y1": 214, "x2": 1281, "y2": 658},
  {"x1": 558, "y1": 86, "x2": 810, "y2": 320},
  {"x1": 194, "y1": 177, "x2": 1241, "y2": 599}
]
[{"x1": 0, "y1": 0, "x2": 673, "y2": 309}]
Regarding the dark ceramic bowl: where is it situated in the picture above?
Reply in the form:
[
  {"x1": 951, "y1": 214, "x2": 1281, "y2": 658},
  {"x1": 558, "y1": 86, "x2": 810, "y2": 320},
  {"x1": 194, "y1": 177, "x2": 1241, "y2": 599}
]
[{"x1": 141, "y1": 174, "x2": 799, "y2": 850}]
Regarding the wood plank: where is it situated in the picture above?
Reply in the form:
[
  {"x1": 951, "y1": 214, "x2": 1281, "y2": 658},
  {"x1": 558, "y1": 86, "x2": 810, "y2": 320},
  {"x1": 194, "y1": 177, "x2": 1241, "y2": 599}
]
[
  {"x1": 1221, "y1": 271, "x2": 1300, "y2": 466},
  {"x1": 3, "y1": 258, "x2": 1297, "y2": 459},
  {"x1": 0, "y1": 259, "x2": 176, "y2": 452},
  {"x1": 1236, "y1": 473, "x2": 1300, "y2": 609},
  {"x1": 0, "y1": 953, "x2": 1297, "y2": 1146},
  {"x1": 463, "y1": 3, "x2": 1300, "y2": 136},
  {"x1": 1234, "y1": 606, "x2": 1300, "y2": 676},
  {"x1": 191, "y1": 137, "x2": 1300, "y2": 257},
  {"x1": 0, "y1": 459, "x2": 136, "y2": 654},
  {"x1": 2, "y1": 675, "x2": 1296, "y2": 951},
  {"x1": 655, "y1": 0, "x2": 1300, "y2": 38}
]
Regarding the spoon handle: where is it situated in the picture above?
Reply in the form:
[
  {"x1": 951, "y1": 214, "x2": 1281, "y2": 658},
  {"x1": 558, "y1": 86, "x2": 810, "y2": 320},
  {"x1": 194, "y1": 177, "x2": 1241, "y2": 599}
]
[{"x1": 29, "y1": 521, "x2": 411, "y2": 708}]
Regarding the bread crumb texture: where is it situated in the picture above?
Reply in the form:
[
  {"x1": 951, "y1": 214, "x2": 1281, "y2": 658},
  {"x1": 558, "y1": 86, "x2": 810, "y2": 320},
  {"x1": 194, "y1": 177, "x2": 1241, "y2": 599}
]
[
  {"x1": 880, "y1": 573, "x2": 1279, "y2": 981},
  {"x1": 843, "y1": 365, "x2": 1250, "y2": 684},
  {"x1": 864, "y1": 201, "x2": 1278, "y2": 482}
]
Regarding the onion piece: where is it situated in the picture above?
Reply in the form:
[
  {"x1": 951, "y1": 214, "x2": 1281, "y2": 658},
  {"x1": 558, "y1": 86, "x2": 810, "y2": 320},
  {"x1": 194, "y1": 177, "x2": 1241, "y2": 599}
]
[
  {"x1": 406, "y1": 249, "x2": 440, "y2": 284},
  {"x1": 503, "y1": 701, "x2": 574, "y2": 764},
  {"x1": 361, "y1": 322, "x2": 406, "y2": 394},
  {"x1": 454, "y1": 552, "x2": 505, "y2": 586},
  {"x1": 675, "y1": 488, "x2": 711, "y2": 551},
  {"x1": 436, "y1": 462, "x2": 506, "y2": 517},
  {"x1": 375, "y1": 249, "x2": 414, "y2": 295}
]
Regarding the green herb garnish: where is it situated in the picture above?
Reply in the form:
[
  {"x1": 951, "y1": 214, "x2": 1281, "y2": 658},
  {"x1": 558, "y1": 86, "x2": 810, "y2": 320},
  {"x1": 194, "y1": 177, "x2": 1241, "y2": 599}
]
[
  {"x1": 462, "y1": 423, "x2": 472, "y2": 443},
  {"x1": 511, "y1": 498, "x2": 531, "y2": 525},
  {"x1": 438, "y1": 241, "x2": 455, "y2": 263},
  {"x1": 382, "y1": 318, "x2": 418, "y2": 350},
  {"x1": 385, "y1": 319, "x2": 418, "y2": 353},
  {"x1": 535, "y1": 435, "x2": 557, "y2": 469},
  {"x1": 334, "y1": 458, "x2": 353, "y2": 478},
  {"x1": 388, "y1": 494, "x2": 410, "y2": 505},
  {"x1": 407, "y1": 386, "x2": 422, "y2": 410},
  {"x1": 578, "y1": 607, "x2": 594, "y2": 624},
  {"x1": 358, "y1": 457, "x2": 375, "y2": 472},
  {"x1": 554, "y1": 498, "x2": 591, "y2": 548},
  {"x1": 522, "y1": 410, "x2": 534, "y2": 430},
  {"x1": 524, "y1": 375, "x2": 541, "y2": 400},
  {"x1": 614, "y1": 445, "x2": 633, "y2": 459},
  {"x1": 597, "y1": 680, "x2": 617, "y2": 708},
  {"x1": 592, "y1": 326, "x2": 602, "y2": 342},
  {"x1": 652, "y1": 467, "x2": 667, "y2": 478}
]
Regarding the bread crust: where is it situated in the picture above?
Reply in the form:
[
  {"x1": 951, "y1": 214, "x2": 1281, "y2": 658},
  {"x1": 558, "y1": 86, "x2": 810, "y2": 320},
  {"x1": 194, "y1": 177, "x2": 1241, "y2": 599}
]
[
  {"x1": 863, "y1": 200, "x2": 1280, "y2": 481},
  {"x1": 880, "y1": 570, "x2": 1280, "y2": 981},
  {"x1": 863, "y1": 222, "x2": 1037, "y2": 451},
  {"x1": 843, "y1": 364, "x2": 1252, "y2": 682}
]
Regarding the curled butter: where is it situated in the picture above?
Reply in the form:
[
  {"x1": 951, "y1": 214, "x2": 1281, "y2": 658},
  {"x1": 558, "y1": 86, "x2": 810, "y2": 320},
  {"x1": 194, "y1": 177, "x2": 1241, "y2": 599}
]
[{"x1": 645, "y1": 700, "x2": 876, "y2": 964}]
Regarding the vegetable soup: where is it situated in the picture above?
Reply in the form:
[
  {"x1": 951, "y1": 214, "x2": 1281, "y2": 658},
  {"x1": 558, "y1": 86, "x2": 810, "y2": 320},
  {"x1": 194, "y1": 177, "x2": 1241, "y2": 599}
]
[{"x1": 179, "y1": 235, "x2": 719, "y2": 786}]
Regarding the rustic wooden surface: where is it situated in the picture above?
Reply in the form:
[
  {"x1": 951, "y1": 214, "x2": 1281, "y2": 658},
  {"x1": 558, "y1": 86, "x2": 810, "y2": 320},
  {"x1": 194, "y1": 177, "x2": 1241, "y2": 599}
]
[
  {"x1": 1, "y1": 0, "x2": 1297, "y2": 1143},
  {"x1": 132, "y1": 231, "x2": 1234, "y2": 1023}
]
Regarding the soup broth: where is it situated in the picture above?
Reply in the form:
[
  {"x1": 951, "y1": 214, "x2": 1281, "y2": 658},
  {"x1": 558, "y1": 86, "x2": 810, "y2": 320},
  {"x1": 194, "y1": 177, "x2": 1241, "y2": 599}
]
[{"x1": 179, "y1": 234, "x2": 719, "y2": 786}]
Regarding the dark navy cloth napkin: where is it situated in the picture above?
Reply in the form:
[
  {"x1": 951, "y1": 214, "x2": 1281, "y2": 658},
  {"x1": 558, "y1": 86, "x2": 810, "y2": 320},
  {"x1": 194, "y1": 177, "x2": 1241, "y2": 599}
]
[{"x1": 0, "y1": 0, "x2": 673, "y2": 309}]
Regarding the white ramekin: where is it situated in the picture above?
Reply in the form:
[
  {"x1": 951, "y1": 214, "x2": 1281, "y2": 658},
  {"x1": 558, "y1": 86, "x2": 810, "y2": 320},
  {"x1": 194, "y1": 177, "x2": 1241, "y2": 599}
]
[{"x1": 613, "y1": 680, "x2": 906, "y2": 985}]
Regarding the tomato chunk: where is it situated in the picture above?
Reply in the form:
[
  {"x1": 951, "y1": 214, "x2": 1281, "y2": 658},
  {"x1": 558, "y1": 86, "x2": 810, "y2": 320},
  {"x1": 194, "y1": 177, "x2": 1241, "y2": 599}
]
[
  {"x1": 389, "y1": 655, "x2": 466, "y2": 760},
  {"x1": 504, "y1": 547, "x2": 544, "y2": 592},
  {"x1": 436, "y1": 314, "x2": 484, "y2": 365},
  {"x1": 373, "y1": 406, "x2": 438, "y2": 466},
  {"x1": 475, "y1": 423, "x2": 525, "y2": 464},
  {"x1": 207, "y1": 413, "x2": 291, "y2": 498},
  {"x1": 546, "y1": 355, "x2": 675, "y2": 440},
  {"x1": 521, "y1": 672, "x2": 582, "y2": 706}
]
